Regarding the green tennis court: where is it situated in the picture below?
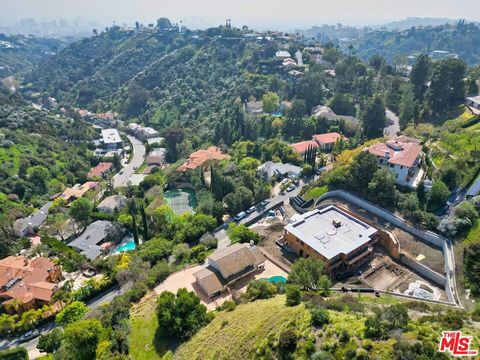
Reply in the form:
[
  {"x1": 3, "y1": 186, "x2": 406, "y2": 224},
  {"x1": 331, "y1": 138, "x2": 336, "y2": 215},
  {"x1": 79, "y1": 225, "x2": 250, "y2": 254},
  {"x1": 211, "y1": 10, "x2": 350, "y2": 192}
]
[{"x1": 164, "y1": 188, "x2": 198, "y2": 214}]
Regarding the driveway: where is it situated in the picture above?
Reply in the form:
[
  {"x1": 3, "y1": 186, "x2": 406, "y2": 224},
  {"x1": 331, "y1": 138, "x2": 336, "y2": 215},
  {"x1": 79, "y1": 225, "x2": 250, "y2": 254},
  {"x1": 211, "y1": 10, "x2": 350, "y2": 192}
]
[
  {"x1": 154, "y1": 260, "x2": 287, "y2": 310},
  {"x1": 113, "y1": 135, "x2": 146, "y2": 188},
  {"x1": 215, "y1": 181, "x2": 303, "y2": 249},
  {"x1": 384, "y1": 109, "x2": 400, "y2": 137}
]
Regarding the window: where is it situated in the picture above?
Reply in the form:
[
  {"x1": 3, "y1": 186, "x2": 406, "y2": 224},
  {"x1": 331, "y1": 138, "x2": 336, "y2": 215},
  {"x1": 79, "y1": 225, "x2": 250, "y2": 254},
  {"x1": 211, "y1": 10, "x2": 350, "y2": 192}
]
[
  {"x1": 389, "y1": 163, "x2": 394, "y2": 168},
  {"x1": 400, "y1": 166, "x2": 403, "y2": 169}
]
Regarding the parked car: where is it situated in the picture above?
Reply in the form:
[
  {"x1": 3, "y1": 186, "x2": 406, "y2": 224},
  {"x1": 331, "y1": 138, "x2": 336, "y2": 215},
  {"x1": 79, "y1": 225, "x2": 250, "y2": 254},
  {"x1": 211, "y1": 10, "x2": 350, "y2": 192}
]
[
  {"x1": 315, "y1": 166, "x2": 326, "y2": 175},
  {"x1": 246, "y1": 206, "x2": 256, "y2": 214},
  {"x1": 133, "y1": 166, "x2": 137, "y2": 170},
  {"x1": 260, "y1": 199, "x2": 270, "y2": 207},
  {"x1": 233, "y1": 211, "x2": 247, "y2": 222},
  {"x1": 286, "y1": 184, "x2": 296, "y2": 192},
  {"x1": 119, "y1": 170, "x2": 124, "y2": 175},
  {"x1": 19, "y1": 329, "x2": 40, "y2": 342}
]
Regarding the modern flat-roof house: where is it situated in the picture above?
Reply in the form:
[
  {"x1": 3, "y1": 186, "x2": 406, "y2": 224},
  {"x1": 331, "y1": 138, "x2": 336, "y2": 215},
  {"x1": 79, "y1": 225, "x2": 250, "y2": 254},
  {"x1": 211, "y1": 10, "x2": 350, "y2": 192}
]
[
  {"x1": 366, "y1": 136, "x2": 424, "y2": 188},
  {"x1": 257, "y1": 161, "x2": 302, "y2": 181},
  {"x1": 466, "y1": 95, "x2": 480, "y2": 111},
  {"x1": 290, "y1": 132, "x2": 345, "y2": 155},
  {"x1": 178, "y1": 146, "x2": 230, "y2": 172},
  {"x1": 96, "y1": 195, "x2": 126, "y2": 214},
  {"x1": 68, "y1": 220, "x2": 114, "y2": 260},
  {"x1": 13, "y1": 202, "x2": 52, "y2": 238},
  {"x1": 87, "y1": 162, "x2": 113, "y2": 179},
  {"x1": 137, "y1": 127, "x2": 160, "y2": 141},
  {"x1": 194, "y1": 243, "x2": 265, "y2": 298},
  {"x1": 101, "y1": 128, "x2": 122, "y2": 150},
  {"x1": 275, "y1": 50, "x2": 291, "y2": 60},
  {"x1": 0, "y1": 256, "x2": 62, "y2": 314},
  {"x1": 284, "y1": 205, "x2": 378, "y2": 276}
]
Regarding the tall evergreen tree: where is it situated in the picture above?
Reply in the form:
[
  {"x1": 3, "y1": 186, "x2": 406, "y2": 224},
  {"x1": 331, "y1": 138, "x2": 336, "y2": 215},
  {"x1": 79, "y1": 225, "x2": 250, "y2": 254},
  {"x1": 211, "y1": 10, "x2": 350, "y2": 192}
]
[
  {"x1": 361, "y1": 94, "x2": 386, "y2": 138},
  {"x1": 398, "y1": 83, "x2": 415, "y2": 130},
  {"x1": 410, "y1": 54, "x2": 431, "y2": 101},
  {"x1": 139, "y1": 204, "x2": 148, "y2": 241}
]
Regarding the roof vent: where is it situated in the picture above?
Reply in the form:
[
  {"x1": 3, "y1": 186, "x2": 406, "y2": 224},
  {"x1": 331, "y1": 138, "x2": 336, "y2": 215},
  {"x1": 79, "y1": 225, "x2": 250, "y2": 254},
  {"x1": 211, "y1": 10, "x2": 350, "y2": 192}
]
[{"x1": 332, "y1": 219, "x2": 342, "y2": 228}]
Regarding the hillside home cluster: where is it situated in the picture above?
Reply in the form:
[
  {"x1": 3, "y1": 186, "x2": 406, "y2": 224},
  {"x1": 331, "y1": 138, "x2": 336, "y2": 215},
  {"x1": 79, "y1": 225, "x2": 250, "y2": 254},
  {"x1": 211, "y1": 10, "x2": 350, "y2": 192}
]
[
  {"x1": 284, "y1": 205, "x2": 378, "y2": 276},
  {"x1": 366, "y1": 136, "x2": 424, "y2": 188}
]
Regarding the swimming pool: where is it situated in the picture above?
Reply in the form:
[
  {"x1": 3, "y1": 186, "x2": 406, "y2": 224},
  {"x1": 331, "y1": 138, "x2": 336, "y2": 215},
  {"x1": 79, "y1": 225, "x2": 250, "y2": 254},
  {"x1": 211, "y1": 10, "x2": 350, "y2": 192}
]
[
  {"x1": 115, "y1": 240, "x2": 136, "y2": 253},
  {"x1": 262, "y1": 276, "x2": 287, "y2": 283}
]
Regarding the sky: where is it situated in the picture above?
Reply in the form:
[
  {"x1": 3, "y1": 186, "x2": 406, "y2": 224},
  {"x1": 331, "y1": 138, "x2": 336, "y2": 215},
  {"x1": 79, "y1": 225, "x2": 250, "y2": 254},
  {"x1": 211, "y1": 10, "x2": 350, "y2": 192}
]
[{"x1": 2, "y1": 0, "x2": 480, "y2": 30}]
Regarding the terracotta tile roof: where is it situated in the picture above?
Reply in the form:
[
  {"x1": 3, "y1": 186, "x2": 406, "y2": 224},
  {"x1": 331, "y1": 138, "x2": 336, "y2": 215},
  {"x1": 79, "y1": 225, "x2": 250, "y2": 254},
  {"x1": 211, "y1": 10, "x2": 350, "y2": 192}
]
[
  {"x1": 178, "y1": 146, "x2": 230, "y2": 172},
  {"x1": 60, "y1": 181, "x2": 99, "y2": 203},
  {"x1": 312, "y1": 132, "x2": 345, "y2": 145},
  {"x1": 87, "y1": 162, "x2": 113, "y2": 179},
  {"x1": 289, "y1": 140, "x2": 318, "y2": 154},
  {"x1": 0, "y1": 256, "x2": 60, "y2": 306},
  {"x1": 367, "y1": 137, "x2": 423, "y2": 168}
]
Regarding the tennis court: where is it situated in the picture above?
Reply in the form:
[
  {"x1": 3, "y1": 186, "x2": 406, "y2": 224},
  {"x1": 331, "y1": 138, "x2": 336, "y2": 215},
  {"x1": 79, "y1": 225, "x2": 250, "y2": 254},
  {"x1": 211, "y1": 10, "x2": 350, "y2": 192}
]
[{"x1": 164, "y1": 188, "x2": 198, "y2": 214}]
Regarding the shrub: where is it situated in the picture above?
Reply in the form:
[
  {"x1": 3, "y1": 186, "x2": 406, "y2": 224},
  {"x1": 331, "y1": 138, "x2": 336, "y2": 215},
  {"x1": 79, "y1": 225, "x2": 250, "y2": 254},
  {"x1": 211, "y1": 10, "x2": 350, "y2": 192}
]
[
  {"x1": 245, "y1": 279, "x2": 277, "y2": 301},
  {"x1": 216, "y1": 301, "x2": 236, "y2": 312},
  {"x1": 277, "y1": 329, "x2": 298, "y2": 356},
  {"x1": 156, "y1": 288, "x2": 209, "y2": 340},
  {"x1": 339, "y1": 329, "x2": 350, "y2": 343},
  {"x1": 37, "y1": 328, "x2": 63, "y2": 354},
  {"x1": 199, "y1": 234, "x2": 218, "y2": 250},
  {"x1": 0, "y1": 347, "x2": 28, "y2": 360},
  {"x1": 285, "y1": 284, "x2": 302, "y2": 306},
  {"x1": 190, "y1": 244, "x2": 207, "y2": 263},
  {"x1": 173, "y1": 243, "x2": 191, "y2": 263},
  {"x1": 55, "y1": 301, "x2": 88, "y2": 326},
  {"x1": 146, "y1": 260, "x2": 172, "y2": 288},
  {"x1": 309, "y1": 307, "x2": 330, "y2": 327}
]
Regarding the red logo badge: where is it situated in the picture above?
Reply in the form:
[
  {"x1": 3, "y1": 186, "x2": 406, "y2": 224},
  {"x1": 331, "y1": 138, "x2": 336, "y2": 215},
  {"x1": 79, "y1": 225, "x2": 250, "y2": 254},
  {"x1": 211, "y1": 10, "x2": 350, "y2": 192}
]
[{"x1": 439, "y1": 331, "x2": 478, "y2": 357}]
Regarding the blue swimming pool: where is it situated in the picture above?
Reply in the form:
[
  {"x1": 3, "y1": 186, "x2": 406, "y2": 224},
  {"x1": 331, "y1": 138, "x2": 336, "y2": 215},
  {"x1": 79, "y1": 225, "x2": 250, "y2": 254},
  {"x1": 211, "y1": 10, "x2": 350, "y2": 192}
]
[
  {"x1": 115, "y1": 240, "x2": 136, "y2": 253},
  {"x1": 261, "y1": 276, "x2": 287, "y2": 283}
]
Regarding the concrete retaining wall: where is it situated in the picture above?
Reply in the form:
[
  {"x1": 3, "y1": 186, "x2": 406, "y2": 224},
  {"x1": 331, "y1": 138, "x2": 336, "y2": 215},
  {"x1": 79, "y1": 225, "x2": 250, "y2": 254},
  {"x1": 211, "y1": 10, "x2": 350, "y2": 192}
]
[
  {"x1": 399, "y1": 254, "x2": 447, "y2": 287},
  {"x1": 314, "y1": 190, "x2": 457, "y2": 304}
]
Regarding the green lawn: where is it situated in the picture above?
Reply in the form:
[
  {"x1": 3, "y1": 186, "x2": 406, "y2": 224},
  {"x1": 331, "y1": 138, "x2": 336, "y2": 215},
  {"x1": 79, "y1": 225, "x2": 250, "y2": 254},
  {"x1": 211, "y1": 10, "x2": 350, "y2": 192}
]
[{"x1": 303, "y1": 185, "x2": 329, "y2": 200}]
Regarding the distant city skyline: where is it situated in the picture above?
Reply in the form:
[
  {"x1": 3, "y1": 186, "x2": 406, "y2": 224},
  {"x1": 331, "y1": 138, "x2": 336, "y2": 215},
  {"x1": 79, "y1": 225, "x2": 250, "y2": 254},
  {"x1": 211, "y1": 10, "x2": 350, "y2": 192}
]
[{"x1": 1, "y1": 0, "x2": 480, "y2": 31}]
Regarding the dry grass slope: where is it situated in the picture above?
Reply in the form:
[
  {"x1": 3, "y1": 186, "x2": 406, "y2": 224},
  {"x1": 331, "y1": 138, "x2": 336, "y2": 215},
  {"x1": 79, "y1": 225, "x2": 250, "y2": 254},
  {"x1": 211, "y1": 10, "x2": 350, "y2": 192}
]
[{"x1": 174, "y1": 295, "x2": 307, "y2": 360}]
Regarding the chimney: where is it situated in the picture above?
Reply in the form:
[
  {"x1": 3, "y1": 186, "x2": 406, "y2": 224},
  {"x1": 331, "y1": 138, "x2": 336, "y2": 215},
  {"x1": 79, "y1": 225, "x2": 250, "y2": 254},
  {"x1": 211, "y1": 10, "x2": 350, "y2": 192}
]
[
  {"x1": 384, "y1": 151, "x2": 390, "y2": 159},
  {"x1": 332, "y1": 219, "x2": 342, "y2": 228}
]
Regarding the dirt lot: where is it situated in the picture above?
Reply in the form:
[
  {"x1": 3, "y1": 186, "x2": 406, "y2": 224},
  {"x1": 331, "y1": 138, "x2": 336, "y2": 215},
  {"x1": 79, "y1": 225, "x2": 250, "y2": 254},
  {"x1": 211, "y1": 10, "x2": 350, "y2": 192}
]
[
  {"x1": 317, "y1": 199, "x2": 445, "y2": 274},
  {"x1": 253, "y1": 220, "x2": 298, "y2": 270}
]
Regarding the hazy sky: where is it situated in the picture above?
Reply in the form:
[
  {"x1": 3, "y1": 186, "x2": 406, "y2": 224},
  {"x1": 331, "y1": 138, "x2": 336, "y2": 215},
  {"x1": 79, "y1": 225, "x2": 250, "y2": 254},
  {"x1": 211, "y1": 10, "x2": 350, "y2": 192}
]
[{"x1": 2, "y1": 0, "x2": 480, "y2": 30}]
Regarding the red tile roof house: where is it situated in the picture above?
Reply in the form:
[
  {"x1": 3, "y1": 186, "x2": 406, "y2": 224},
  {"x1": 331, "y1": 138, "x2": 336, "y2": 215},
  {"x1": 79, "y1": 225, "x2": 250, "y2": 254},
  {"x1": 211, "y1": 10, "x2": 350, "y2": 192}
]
[
  {"x1": 366, "y1": 136, "x2": 424, "y2": 189},
  {"x1": 178, "y1": 146, "x2": 230, "y2": 172},
  {"x1": 87, "y1": 162, "x2": 113, "y2": 179},
  {"x1": 0, "y1": 256, "x2": 62, "y2": 314},
  {"x1": 290, "y1": 132, "x2": 346, "y2": 155}
]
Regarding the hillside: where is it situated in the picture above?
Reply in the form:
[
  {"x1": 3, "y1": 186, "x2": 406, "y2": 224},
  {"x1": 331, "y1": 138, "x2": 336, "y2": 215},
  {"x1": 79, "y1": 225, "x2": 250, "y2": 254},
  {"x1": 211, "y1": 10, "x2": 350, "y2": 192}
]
[
  {"x1": 129, "y1": 293, "x2": 480, "y2": 360},
  {"x1": 353, "y1": 22, "x2": 480, "y2": 65},
  {"x1": 0, "y1": 34, "x2": 66, "y2": 77}
]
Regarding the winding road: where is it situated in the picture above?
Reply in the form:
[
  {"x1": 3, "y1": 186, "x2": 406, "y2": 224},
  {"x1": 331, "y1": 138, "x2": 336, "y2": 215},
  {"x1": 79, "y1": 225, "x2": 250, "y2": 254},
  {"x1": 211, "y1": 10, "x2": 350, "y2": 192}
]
[{"x1": 113, "y1": 135, "x2": 146, "y2": 188}]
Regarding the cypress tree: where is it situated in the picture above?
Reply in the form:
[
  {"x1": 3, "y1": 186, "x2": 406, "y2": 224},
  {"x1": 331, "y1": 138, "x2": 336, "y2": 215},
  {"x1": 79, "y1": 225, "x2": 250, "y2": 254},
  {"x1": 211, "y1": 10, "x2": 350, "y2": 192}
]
[{"x1": 139, "y1": 204, "x2": 148, "y2": 241}]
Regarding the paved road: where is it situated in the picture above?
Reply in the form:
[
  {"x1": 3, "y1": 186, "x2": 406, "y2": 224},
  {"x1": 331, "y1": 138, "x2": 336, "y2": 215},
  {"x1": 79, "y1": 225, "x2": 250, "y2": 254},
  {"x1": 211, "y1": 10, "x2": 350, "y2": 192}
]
[
  {"x1": 0, "y1": 285, "x2": 126, "y2": 358},
  {"x1": 384, "y1": 109, "x2": 400, "y2": 137},
  {"x1": 215, "y1": 182, "x2": 303, "y2": 250},
  {"x1": 113, "y1": 135, "x2": 146, "y2": 188}
]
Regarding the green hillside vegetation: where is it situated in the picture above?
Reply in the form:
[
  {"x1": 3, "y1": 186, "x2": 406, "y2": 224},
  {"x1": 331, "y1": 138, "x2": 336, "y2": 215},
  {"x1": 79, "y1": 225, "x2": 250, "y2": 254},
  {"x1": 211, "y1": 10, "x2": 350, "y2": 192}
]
[
  {"x1": 0, "y1": 34, "x2": 66, "y2": 77},
  {"x1": 353, "y1": 22, "x2": 480, "y2": 65},
  {"x1": 129, "y1": 293, "x2": 480, "y2": 360}
]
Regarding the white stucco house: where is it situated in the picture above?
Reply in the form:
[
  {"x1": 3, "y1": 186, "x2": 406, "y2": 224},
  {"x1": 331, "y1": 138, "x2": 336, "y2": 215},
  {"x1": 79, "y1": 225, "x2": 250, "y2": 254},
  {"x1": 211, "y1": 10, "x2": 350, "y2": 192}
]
[{"x1": 366, "y1": 136, "x2": 424, "y2": 189}]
